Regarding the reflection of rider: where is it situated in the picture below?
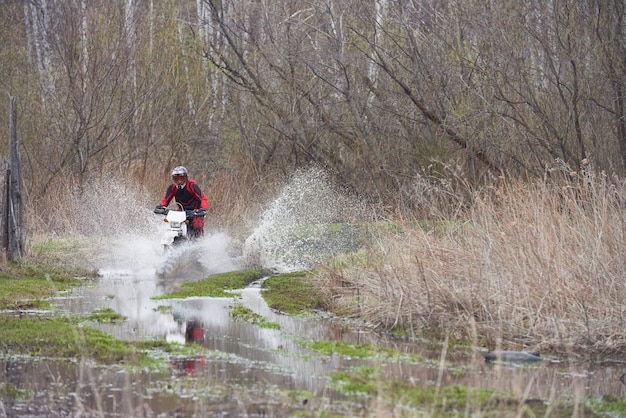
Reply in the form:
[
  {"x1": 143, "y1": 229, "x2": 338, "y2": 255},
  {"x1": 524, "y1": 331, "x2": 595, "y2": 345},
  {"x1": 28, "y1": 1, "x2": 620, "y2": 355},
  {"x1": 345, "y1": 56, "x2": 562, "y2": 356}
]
[
  {"x1": 185, "y1": 318, "x2": 206, "y2": 344},
  {"x1": 168, "y1": 313, "x2": 208, "y2": 376},
  {"x1": 154, "y1": 166, "x2": 209, "y2": 238},
  {"x1": 171, "y1": 356, "x2": 206, "y2": 376}
]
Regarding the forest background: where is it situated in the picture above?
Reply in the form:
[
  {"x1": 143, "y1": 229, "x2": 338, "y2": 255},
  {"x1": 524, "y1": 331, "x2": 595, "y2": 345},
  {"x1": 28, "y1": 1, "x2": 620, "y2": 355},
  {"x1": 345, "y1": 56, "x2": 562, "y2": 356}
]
[
  {"x1": 4, "y1": 0, "x2": 626, "y2": 225},
  {"x1": 2, "y1": 0, "x2": 626, "y2": 353}
]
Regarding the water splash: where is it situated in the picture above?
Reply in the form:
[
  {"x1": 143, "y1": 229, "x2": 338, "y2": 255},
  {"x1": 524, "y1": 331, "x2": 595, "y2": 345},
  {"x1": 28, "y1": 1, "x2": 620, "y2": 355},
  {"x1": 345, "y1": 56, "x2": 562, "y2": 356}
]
[
  {"x1": 243, "y1": 167, "x2": 368, "y2": 272},
  {"x1": 68, "y1": 180, "x2": 238, "y2": 277},
  {"x1": 75, "y1": 180, "x2": 156, "y2": 237},
  {"x1": 157, "y1": 232, "x2": 241, "y2": 280}
]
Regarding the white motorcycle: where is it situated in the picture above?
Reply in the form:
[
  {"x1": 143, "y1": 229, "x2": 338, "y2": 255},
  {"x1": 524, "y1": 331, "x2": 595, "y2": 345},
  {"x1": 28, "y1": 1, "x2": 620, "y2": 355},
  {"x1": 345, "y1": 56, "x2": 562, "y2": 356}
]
[{"x1": 154, "y1": 204, "x2": 207, "y2": 249}]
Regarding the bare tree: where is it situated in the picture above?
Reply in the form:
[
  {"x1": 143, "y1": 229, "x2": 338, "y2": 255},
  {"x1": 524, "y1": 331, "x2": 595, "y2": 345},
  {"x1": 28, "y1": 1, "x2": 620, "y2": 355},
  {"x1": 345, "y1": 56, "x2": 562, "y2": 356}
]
[{"x1": 6, "y1": 0, "x2": 626, "y2": 227}]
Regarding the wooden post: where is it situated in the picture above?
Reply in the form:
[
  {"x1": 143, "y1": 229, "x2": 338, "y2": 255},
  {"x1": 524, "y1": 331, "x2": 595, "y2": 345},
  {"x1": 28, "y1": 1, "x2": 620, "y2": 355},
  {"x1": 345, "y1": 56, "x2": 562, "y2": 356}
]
[
  {"x1": 7, "y1": 97, "x2": 24, "y2": 261},
  {"x1": 0, "y1": 158, "x2": 8, "y2": 262}
]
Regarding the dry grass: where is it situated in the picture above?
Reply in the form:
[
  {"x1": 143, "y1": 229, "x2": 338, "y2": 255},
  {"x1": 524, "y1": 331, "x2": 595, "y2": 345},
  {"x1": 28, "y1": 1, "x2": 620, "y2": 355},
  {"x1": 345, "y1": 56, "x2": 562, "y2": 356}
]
[
  {"x1": 318, "y1": 169, "x2": 626, "y2": 357},
  {"x1": 25, "y1": 178, "x2": 155, "y2": 238},
  {"x1": 24, "y1": 162, "x2": 274, "y2": 240},
  {"x1": 203, "y1": 164, "x2": 279, "y2": 236}
]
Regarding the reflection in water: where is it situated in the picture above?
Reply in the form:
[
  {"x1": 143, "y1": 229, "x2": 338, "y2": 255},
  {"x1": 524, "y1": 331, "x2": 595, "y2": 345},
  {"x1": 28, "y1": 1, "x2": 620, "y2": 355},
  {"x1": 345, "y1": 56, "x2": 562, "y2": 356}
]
[
  {"x1": 52, "y1": 269, "x2": 626, "y2": 407},
  {"x1": 170, "y1": 355, "x2": 206, "y2": 376},
  {"x1": 184, "y1": 318, "x2": 205, "y2": 345},
  {"x1": 3, "y1": 235, "x2": 626, "y2": 416}
]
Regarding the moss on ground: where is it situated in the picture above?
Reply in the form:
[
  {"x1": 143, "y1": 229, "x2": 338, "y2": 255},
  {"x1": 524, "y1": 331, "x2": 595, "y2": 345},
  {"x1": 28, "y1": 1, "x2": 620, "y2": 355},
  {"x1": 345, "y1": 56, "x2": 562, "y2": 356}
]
[
  {"x1": 229, "y1": 302, "x2": 280, "y2": 329},
  {"x1": 305, "y1": 340, "x2": 396, "y2": 359},
  {"x1": 154, "y1": 269, "x2": 270, "y2": 299},
  {"x1": 0, "y1": 314, "x2": 142, "y2": 364},
  {"x1": 330, "y1": 366, "x2": 602, "y2": 417},
  {"x1": 86, "y1": 307, "x2": 126, "y2": 324},
  {"x1": 0, "y1": 261, "x2": 96, "y2": 310},
  {"x1": 261, "y1": 271, "x2": 324, "y2": 314}
]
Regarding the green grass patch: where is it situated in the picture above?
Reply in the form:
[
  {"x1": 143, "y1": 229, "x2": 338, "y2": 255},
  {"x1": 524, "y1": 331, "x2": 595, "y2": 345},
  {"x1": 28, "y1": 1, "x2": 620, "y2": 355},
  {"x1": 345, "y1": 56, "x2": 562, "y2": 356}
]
[
  {"x1": 303, "y1": 339, "x2": 422, "y2": 364},
  {"x1": 261, "y1": 271, "x2": 324, "y2": 314},
  {"x1": 331, "y1": 366, "x2": 380, "y2": 395},
  {"x1": 229, "y1": 303, "x2": 280, "y2": 329},
  {"x1": 153, "y1": 305, "x2": 174, "y2": 314},
  {"x1": 0, "y1": 262, "x2": 95, "y2": 310},
  {"x1": 361, "y1": 221, "x2": 403, "y2": 235},
  {"x1": 330, "y1": 367, "x2": 596, "y2": 416},
  {"x1": 0, "y1": 312, "x2": 183, "y2": 370},
  {"x1": 0, "y1": 382, "x2": 28, "y2": 399},
  {"x1": 31, "y1": 238, "x2": 84, "y2": 257},
  {"x1": 0, "y1": 314, "x2": 142, "y2": 364},
  {"x1": 305, "y1": 340, "x2": 395, "y2": 359},
  {"x1": 86, "y1": 307, "x2": 126, "y2": 324},
  {"x1": 154, "y1": 269, "x2": 270, "y2": 299},
  {"x1": 588, "y1": 395, "x2": 626, "y2": 416}
]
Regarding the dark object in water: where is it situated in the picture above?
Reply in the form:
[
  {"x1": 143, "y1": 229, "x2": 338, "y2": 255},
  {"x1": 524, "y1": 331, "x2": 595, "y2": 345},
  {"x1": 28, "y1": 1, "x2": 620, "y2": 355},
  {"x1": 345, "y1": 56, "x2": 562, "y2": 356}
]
[{"x1": 484, "y1": 350, "x2": 542, "y2": 363}]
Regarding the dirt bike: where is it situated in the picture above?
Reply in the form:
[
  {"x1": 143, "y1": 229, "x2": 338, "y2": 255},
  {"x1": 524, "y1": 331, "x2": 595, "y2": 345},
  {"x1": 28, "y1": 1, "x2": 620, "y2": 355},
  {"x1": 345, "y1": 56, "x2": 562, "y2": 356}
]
[{"x1": 154, "y1": 204, "x2": 207, "y2": 249}]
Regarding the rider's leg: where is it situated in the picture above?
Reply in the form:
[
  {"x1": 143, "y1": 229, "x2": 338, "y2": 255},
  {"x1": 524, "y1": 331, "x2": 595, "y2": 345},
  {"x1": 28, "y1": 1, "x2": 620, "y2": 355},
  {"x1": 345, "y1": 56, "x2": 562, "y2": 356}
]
[
  {"x1": 188, "y1": 225, "x2": 204, "y2": 239},
  {"x1": 191, "y1": 217, "x2": 205, "y2": 238}
]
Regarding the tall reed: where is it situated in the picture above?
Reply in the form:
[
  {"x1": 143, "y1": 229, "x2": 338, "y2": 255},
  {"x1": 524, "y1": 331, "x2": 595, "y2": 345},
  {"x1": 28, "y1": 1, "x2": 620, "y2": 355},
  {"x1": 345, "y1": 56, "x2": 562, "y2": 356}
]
[{"x1": 318, "y1": 167, "x2": 626, "y2": 356}]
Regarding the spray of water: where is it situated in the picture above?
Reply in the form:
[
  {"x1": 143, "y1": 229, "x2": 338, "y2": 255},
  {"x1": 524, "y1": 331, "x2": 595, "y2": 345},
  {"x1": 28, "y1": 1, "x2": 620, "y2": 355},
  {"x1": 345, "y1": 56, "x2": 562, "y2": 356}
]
[
  {"x1": 69, "y1": 180, "x2": 238, "y2": 277},
  {"x1": 243, "y1": 167, "x2": 369, "y2": 272},
  {"x1": 59, "y1": 169, "x2": 366, "y2": 276}
]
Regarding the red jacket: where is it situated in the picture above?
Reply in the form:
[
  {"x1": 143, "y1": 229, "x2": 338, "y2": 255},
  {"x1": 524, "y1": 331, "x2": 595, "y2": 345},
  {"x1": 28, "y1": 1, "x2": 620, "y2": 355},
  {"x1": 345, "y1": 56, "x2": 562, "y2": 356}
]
[{"x1": 160, "y1": 179, "x2": 209, "y2": 211}]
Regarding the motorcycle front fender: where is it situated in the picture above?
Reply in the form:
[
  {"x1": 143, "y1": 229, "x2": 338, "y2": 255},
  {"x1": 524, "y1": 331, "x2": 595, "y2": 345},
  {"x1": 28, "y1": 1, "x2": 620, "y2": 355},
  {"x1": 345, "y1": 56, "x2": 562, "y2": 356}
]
[{"x1": 161, "y1": 230, "x2": 182, "y2": 246}]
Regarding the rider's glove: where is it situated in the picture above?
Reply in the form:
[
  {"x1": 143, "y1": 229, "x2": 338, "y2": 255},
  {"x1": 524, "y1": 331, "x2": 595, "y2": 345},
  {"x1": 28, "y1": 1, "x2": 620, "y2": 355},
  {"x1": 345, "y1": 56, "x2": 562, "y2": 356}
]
[
  {"x1": 194, "y1": 208, "x2": 207, "y2": 218},
  {"x1": 154, "y1": 205, "x2": 166, "y2": 214}
]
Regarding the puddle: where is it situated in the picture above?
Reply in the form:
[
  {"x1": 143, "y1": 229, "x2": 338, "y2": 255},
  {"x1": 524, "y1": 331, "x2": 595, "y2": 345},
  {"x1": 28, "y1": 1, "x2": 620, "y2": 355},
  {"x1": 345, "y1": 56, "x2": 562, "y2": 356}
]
[{"x1": 0, "y1": 257, "x2": 618, "y2": 416}]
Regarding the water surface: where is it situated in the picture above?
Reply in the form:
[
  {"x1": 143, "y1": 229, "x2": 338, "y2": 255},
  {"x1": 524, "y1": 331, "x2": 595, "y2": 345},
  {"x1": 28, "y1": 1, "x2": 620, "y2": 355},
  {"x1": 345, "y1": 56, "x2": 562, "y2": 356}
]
[{"x1": 2, "y1": 233, "x2": 625, "y2": 416}]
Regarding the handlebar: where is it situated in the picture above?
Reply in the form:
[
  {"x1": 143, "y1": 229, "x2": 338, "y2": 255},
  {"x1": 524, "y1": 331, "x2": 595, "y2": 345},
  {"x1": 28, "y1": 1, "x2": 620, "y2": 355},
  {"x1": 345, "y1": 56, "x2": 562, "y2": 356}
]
[
  {"x1": 154, "y1": 207, "x2": 206, "y2": 218},
  {"x1": 186, "y1": 209, "x2": 207, "y2": 219},
  {"x1": 153, "y1": 207, "x2": 168, "y2": 215}
]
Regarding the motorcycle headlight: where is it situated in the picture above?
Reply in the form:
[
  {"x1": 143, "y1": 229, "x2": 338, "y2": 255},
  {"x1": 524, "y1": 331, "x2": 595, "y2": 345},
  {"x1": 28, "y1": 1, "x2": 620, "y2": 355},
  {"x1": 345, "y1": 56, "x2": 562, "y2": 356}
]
[{"x1": 170, "y1": 221, "x2": 182, "y2": 228}]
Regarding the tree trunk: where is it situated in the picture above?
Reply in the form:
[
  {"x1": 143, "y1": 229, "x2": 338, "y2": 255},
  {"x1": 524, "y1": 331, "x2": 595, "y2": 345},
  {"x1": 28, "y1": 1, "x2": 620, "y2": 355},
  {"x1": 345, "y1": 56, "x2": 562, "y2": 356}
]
[{"x1": 7, "y1": 97, "x2": 24, "y2": 262}]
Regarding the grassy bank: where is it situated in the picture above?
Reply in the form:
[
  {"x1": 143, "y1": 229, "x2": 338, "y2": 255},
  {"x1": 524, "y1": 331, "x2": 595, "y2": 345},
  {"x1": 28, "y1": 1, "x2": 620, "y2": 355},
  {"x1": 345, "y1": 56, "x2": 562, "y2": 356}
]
[
  {"x1": 0, "y1": 261, "x2": 96, "y2": 310},
  {"x1": 316, "y1": 173, "x2": 626, "y2": 357}
]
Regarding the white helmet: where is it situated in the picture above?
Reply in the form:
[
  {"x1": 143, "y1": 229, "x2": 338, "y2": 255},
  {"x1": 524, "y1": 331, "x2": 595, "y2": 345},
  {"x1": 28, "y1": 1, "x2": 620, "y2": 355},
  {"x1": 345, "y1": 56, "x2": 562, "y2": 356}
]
[{"x1": 171, "y1": 166, "x2": 188, "y2": 189}]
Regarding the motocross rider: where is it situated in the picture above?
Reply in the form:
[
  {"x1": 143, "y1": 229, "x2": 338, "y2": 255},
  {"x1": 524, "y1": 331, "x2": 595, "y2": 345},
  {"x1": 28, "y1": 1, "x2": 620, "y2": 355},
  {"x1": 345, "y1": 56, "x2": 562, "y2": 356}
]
[{"x1": 154, "y1": 166, "x2": 209, "y2": 238}]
